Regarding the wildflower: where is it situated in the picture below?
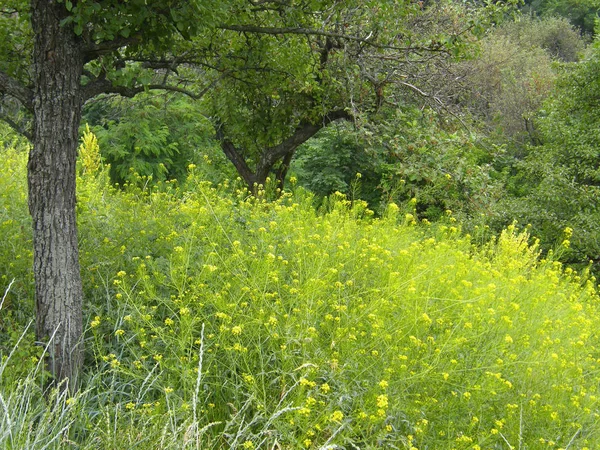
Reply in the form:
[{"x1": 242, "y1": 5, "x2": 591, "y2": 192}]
[
  {"x1": 115, "y1": 329, "x2": 125, "y2": 337},
  {"x1": 299, "y1": 377, "x2": 316, "y2": 388},
  {"x1": 90, "y1": 316, "x2": 101, "y2": 328},
  {"x1": 298, "y1": 407, "x2": 311, "y2": 416},
  {"x1": 376, "y1": 394, "x2": 389, "y2": 409},
  {"x1": 320, "y1": 383, "x2": 331, "y2": 393},
  {"x1": 242, "y1": 442, "x2": 254, "y2": 449},
  {"x1": 231, "y1": 325, "x2": 242, "y2": 335},
  {"x1": 564, "y1": 227, "x2": 573, "y2": 238},
  {"x1": 117, "y1": 270, "x2": 127, "y2": 277},
  {"x1": 126, "y1": 402, "x2": 136, "y2": 410},
  {"x1": 330, "y1": 410, "x2": 344, "y2": 423}
]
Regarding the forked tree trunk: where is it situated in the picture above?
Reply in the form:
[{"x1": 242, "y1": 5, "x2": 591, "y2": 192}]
[
  {"x1": 217, "y1": 111, "x2": 352, "y2": 195},
  {"x1": 28, "y1": 0, "x2": 84, "y2": 391}
]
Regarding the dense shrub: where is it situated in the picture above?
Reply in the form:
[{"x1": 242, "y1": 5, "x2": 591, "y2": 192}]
[
  {"x1": 457, "y1": 16, "x2": 584, "y2": 146},
  {"x1": 83, "y1": 93, "x2": 232, "y2": 186},
  {"x1": 490, "y1": 35, "x2": 600, "y2": 268}
]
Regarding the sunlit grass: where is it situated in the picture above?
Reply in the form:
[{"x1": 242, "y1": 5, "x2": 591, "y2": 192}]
[{"x1": 1, "y1": 146, "x2": 599, "y2": 448}]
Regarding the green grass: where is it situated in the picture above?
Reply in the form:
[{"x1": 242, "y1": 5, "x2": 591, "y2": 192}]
[{"x1": 1, "y1": 145, "x2": 599, "y2": 449}]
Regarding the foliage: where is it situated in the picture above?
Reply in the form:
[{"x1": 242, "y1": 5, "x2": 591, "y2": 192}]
[
  {"x1": 490, "y1": 35, "x2": 600, "y2": 266},
  {"x1": 498, "y1": 16, "x2": 586, "y2": 62},
  {"x1": 203, "y1": 0, "x2": 517, "y2": 188},
  {"x1": 292, "y1": 122, "x2": 386, "y2": 210},
  {"x1": 523, "y1": 0, "x2": 600, "y2": 35},
  {"x1": 2, "y1": 140, "x2": 600, "y2": 448},
  {"x1": 83, "y1": 93, "x2": 232, "y2": 186},
  {"x1": 457, "y1": 16, "x2": 582, "y2": 146},
  {"x1": 293, "y1": 107, "x2": 504, "y2": 222}
]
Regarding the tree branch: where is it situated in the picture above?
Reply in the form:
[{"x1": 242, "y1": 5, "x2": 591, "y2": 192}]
[
  {"x1": 82, "y1": 75, "x2": 223, "y2": 102},
  {"x1": 215, "y1": 125, "x2": 257, "y2": 187},
  {"x1": 0, "y1": 109, "x2": 32, "y2": 141},
  {"x1": 0, "y1": 71, "x2": 33, "y2": 112},
  {"x1": 83, "y1": 35, "x2": 142, "y2": 63},
  {"x1": 219, "y1": 25, "x2": 414, "y2": 52}
]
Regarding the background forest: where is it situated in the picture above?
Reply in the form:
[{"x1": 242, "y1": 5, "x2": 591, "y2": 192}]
[
  {"x1": 2, "y1": 0, "x2": 600, "y2": 448},
  {"x1": 78, "y1": 9, "x2": 600, "y2": 271}
]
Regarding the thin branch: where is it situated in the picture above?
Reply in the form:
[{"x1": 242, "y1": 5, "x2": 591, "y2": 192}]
[
  {"x1": 83, "y1": 35, "x2": 142, "y2": 63},
  {"x1": 0, "y1": 71, "x2": 33, "y2": 112},
  {"x1": 82, "y1": 74, "x2": 224, "y2": 102},
  {"x1": 0, "y1": 109, "x2": 32, "y2": 141},
  {"x1": 219, "y1": 24, "x2": 415, "y2": 52}
]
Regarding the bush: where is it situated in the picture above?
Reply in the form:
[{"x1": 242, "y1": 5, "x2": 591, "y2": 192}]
[
  {"x1": 490, "y1": 35, "x2": 600, "y2": 267},
  {"x1": 458, "y1": 16, "x2": 584, "y2": 145},
  {"x1": 83, "y1": 93, "x2": 232, "y2": 186}
]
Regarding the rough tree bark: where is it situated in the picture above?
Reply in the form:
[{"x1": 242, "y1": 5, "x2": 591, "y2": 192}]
[{"x1": 28, "y1": 0, "x2": 85, "y2": 391}]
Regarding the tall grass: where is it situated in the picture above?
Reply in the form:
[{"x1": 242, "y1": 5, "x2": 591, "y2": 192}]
[{"x1": 1, "y1": 146, "x2": 599, "y2": 448}]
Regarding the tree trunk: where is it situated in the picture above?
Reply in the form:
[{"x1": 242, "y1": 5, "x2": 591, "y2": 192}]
[
  {"x1": 28, "y1": 0, "x2": 84, "y2": 391},
  {"x1": 217, "y1": 112, "x2": 352, "y2": 195}
]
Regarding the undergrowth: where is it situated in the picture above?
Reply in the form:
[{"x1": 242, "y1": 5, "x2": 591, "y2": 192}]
[{"x1": 1, "y1": 145, "x2": 599, "y2": 449}]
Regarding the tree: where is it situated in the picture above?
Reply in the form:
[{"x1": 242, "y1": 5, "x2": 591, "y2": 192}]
[
  {"x1": 205, "y1": 1, "x2": 504, "y2": 192},
  {"x1": 0, "y1": 0, "x2": 512, "y2": 390},
  {"x1": 0, "y1": 0, "x2": 224, "y2": 391}
]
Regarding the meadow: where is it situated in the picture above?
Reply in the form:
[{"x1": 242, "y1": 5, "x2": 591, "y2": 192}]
[{"x1": 1, "y1": 142, "x2": 599, "y2": 449}]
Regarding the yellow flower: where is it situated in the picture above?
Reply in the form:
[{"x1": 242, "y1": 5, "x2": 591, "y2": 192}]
[
  {"x1": 330, "y1": 410, "x2": 344, "y2": 423},
  {"x1": 376, "y1": 394, "x2": 389, "y2": 409},
  {"x1": 231, "y1": 325, "x2": 242, "y2": 335}
]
